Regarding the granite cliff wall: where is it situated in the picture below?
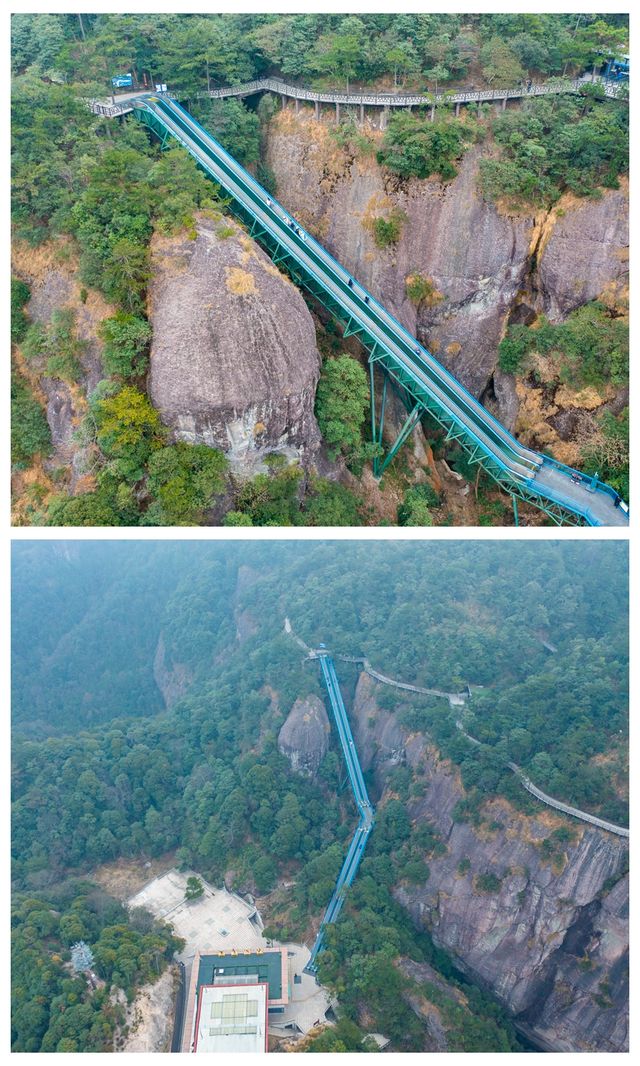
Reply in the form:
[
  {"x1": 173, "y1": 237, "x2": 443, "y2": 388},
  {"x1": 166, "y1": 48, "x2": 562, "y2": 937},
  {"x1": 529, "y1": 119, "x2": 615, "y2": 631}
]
[
  {"x1": 265, "y1": 111, "x2": 628, "y2": 456},
  {"x1": 350, "y1": 673, "x2": 628, "y2": 1052}
]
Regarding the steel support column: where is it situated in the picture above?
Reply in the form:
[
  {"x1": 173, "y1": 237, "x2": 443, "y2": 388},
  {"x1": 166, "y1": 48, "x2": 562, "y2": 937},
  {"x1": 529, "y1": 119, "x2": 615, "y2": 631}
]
[{"x1": 378, "y1": 404, "x2": 422, "y2": 476}]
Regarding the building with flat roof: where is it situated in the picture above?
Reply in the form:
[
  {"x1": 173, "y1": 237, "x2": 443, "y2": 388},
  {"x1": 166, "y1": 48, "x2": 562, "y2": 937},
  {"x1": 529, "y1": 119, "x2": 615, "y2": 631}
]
[
  {"x1": 193, "y1": 983, "x2": 268, "y2": 1053},
  {"x1": 183, "y1": 947, "x2": 289, "y2": 1052}
]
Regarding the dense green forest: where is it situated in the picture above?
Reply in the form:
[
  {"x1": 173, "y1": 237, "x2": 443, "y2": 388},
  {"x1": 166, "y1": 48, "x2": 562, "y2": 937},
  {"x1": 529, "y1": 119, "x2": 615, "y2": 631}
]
[
  {"x1": 12, "y1": 883, "x2": 182, "y2": 1052},
  {"x1": 11, "y1": 540, "x2": 628, "y2": 1049},
  {"x1": 13, "y1": 539, "x2": 628, "y2": 820},
  {"x1": 10, "y1": 12, "x2": 629, "y2": 96},
  {"x1": 11, "y1": 13, "x2": 629, "y2": 526}
]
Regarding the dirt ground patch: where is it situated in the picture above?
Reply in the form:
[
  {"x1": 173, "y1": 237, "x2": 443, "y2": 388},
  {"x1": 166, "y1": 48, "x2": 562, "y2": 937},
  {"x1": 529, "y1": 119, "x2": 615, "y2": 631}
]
[
  {"x1": 115, "y1": 965, "x2": 178, "y2": 1052},
  {"x1": 92, "y1": 852, "x2": 178, "y2": 902}
]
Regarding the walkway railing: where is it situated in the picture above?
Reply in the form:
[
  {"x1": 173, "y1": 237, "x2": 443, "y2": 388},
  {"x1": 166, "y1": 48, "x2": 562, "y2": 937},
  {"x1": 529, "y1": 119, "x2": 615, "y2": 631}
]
[
  {"x1": 205, "y1": 74, "x2": 626, "y2": 107},
  {"x1": 88, "y1": 71, "x2": 626, "y2": 119},
  {"x1": 507, "y1": 763, "x2": 629, "y2": 838}
]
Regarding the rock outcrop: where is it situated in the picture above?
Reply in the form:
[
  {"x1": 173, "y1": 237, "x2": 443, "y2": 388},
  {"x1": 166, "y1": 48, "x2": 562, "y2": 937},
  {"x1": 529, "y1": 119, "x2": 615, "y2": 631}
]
[
  {"x1": 277, "y1": 695, "x2": 330, "y2": 776},
  {"x1": 535, "y1": 183, "x2": 628, "y2": 321},
  {"x1": 153, "y1": 633, "x2": 192, "y2": 709},
  {"x1": 11, "y1": 238, "x2": 114, "y2": 492},
  {"x1": 350, "y1": 673, "x2": 628, "y2": 1052},
  {"x1": 148, "y1": 215, "x2": 322, "y2": 473}
]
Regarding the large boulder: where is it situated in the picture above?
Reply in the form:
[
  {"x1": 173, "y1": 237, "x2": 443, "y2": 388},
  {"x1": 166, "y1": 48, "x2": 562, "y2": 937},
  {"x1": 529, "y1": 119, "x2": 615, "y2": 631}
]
[
  {"x1": 148, "y1": 216, "x2": 322, "y2": 473},
  {"x1": 278, "y1": 695, "x2": 330, "y2": 776}
]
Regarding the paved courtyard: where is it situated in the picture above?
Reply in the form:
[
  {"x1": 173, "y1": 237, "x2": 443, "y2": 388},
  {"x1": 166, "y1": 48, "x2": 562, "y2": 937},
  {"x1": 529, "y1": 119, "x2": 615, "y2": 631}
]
[
  {"x1": 126, "y1": 869, "x2": 331, "y2": 1040},
  {"x1": 128, "y1": 869, "x2": 265, "y2": 959}
]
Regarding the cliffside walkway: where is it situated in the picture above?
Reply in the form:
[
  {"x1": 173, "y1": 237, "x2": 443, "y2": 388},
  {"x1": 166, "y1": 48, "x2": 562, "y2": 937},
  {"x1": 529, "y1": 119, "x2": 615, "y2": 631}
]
[
  {"x1": 284, "y1": 620, "x2": 629, "y2": 840},
  {"x1": 89, "y1": 72, "x2": 626, "y2": 119},
  {"x1": 112, "y1": 93, "x2": 627, "y2": 525},
  {"x1": 506, "y1": 763, "x2": 629, "y2": 838},
  {"x1": 209, "y1": 73, "x2": 626, "y2": 122},
  {"x1": 304, "y1": 650, "x2": 375, "y2": 975}
]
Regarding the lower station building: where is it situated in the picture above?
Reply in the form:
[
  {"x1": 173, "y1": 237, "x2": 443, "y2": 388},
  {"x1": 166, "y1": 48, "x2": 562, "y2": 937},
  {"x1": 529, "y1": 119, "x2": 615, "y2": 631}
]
[{"x1": 183, "y1": 947, "x2": 289, "y2": 1053}]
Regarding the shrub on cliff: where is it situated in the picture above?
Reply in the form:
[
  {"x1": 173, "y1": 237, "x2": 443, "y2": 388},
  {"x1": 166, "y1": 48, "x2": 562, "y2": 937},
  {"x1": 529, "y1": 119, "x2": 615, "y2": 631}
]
[
  {"x1": 398, "y1": 483, "x2": 440, "y2": 526},
  {"x1": 11, "y1": 278, "x2": 30, "y2": 344},
  {"x1": 479, "y1": 94, "x2": 628, "y2": 209},
  {"x1": 21, "y1": 308, "x2": 86, "y2": 384},
  {"x1": 370, "y1": 209, "x2": 407, "y2": 247},
  {"x1": 99, "y1": 313, "x2": 152, "y2": 380},
  {"x1": 302, "y1": 478, "x2": 362, "y2": 526},
  {"x1": 405, "y1": 273, "x2": 443, "y2": 306},
  {"x1": 234, "y1": 465, "x2": 304, "y2": 525},
  {"x1": 144, "y1": 443, "x2": 228, "y2": 526},
  {"x1": 377, "y1": 111, "x2": 475, "y2": 181},
  {"x1": 94, "y1": 386, "x2": 166, "y2": 483},
  {"x1": 315, "y1": 354, "x2": 370, "y2": 468},
  {"x1": 499, "y1": 302, "x2": 628, "y2": 388},
  {"x1": 475, "y1": 872, "x2": 502, "y2": 893},
  {"x1": 11, "y1": 368, "x2": 51, "y2": 467}
]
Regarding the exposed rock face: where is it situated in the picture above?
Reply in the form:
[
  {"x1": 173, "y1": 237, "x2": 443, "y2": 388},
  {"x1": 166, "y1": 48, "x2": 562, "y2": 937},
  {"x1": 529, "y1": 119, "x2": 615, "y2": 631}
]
[
  {"x1": 266, "y1": 116, "x2": 533, "y2": 400},
  {"x1": 351, "y1": 672, "x2": 407, "y2": 777},
  {"x1": 11, "y1": 238, "x2": 114, "y2": 491},
  {"x1": 235, "y1": 565, "x2": 260, "y2": 643},
  {"x1": 277, "y1": 695, "x2": 330, "y2": 776},
  {"x1": 235, "y1": 608, "x2": 258, "y2": 644},
  {"x1": 517, "y1": 874, "x2": 629, "y2": 1052},
  {"x1": 399, "y1": 958, "x2": 472, "y2": 1051},
  {"x1": 153, "y1": 633, "x2": 192, "y2": 709},
  {"x1": 536, "y1": 184, "x2": 628, "y2": 321},
  {"x1": 266, "y1": 113, "x2": 628, "y2": 418},
  {"x1": 148, "y1": 216, "x2": 322, "y2": 473},
  {"x1": 351, "y1": 673, "x2": 628, "y2": 1052}
]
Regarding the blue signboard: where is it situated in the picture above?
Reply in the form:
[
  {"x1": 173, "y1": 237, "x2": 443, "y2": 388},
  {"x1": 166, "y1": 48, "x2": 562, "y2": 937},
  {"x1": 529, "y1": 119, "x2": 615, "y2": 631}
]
[{"x1": 112, "y1": 74, "x2": 133, "y2": 88}]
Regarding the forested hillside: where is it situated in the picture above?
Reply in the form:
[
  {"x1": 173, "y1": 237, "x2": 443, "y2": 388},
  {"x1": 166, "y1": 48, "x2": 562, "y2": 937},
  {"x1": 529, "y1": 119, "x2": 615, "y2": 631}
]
[
  {"x1": 11, "y1": 541, "x2": 628, "y2": 1050},
  {"x1": 13, "y1": 540, "x2": 628, "y2": 829},
  {"x1": 11, "y1": 13, "x2": 628, "y2": 526}
]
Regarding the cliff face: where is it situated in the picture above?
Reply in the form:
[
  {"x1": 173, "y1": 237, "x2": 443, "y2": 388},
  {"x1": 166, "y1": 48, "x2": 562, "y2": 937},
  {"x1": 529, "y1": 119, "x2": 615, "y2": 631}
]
[
  {"x1": 148, "y1": 215, "x2": 322, "y2": 474},
  {"x1": 265, "y1": 112, "x2": 628, "y2": 441},
  {"x1": 278, "y1": 695, "x2": 331, "y2": 776},
  {"x1": 11, "y1": 238, "x2": 114, "y2": 494},
  {"x1": 534, "y1": 183, "x2": 628, "y2": 321},
  {"x1": 350, "y1": 673, "x2": 628, "y2": 1052},
  {"x1": 153, "y1": 633, "x2": 192, "y2": 709}
]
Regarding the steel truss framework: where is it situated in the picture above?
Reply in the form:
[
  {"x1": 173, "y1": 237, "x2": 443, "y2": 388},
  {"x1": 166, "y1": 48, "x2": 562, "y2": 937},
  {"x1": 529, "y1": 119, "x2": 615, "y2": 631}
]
[{"x1": 136, "y1": 105, "x2": 590, "y2": 527}]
